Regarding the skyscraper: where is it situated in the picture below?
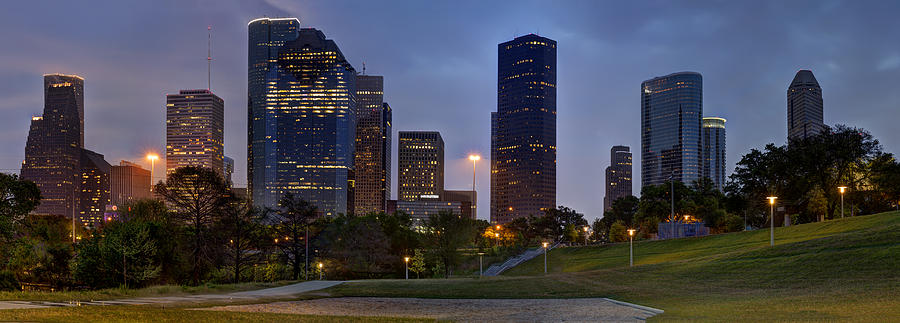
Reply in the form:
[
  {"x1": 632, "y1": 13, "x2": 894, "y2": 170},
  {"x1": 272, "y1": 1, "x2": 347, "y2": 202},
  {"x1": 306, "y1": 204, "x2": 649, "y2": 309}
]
[
  {"x1": 604, "y1": 145, "x2": 633, "y2": 211},
  {"x1": 398, "y1": 131, "x2": 443, "y2": 202},
  {"x1": 787, "y1": 70, "x2": 824, "y2": 140},
  {"x1": 165, "y1": 89, "x2": 225, "y2": 177},
  {"x1": 354, "y1": 75, "x2": 391, "y2": 215},
  {"x1": 491, "y1": 34, "x2": 557, "y2": 224},
  {"x1": 110, "y1": 160, "x2": 151, "y2": 207},
  {"x1": 224, "y1": 156, "x2": 234, "y2": 186},
  {"x1": 78, "y1": 149, "x2": 111, "y2": 227},
  {"x1": 641, "y1": 72, "x2": 703, "y2": 188},
  {"x1": 248, "y1": 18, "x2": 357, "y2": 215},
  {"x1": 701, "y1": 117, "x2": 726, "y2": 191}
]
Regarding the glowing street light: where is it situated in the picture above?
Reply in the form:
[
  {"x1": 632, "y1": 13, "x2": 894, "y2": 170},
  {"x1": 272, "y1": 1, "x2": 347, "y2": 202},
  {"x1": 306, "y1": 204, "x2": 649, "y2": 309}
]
[
  {"x1": 146, "y1": 153, "x2": 159, "y2": 191},
  {"x1": 404, "y1": 256, "x2": 410, "y2": 279},
  {"x1": 838, "y1": 186, "x2": 848, "y2": 218},
  {"x1": 542, "y1": 242, "x2": 549, "y2": 274},
  {"x1": 583, "y1": 226, "x2": 590, "y2": 245},
  {"x1": 477, "y1": 252, "x2": 485, "y2": 277},
  {"x1": 627, "y1": 229, "x2": 636, "y2": 266},
  {"x1": 469, "y1": 155, "x2": 480, "y2": 216},
  {"x1": 317, "y1": 262, "x2": 323, "y2": 280},
  {"x1": 767, "y1": 196, "x2": 778, "y2": 247}
]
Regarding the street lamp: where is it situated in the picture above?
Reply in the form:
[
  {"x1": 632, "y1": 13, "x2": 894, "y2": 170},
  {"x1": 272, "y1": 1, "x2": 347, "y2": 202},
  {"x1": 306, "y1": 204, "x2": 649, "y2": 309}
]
[
  {"x1": 542, "y1": 242, "x2": 549, "y2": 274},
  {"x1": 469, "y1": 155, "x2": 480, "y2": 216},
  {"x1": 627, "y1": 229, "x2": 636, "y2": 266},
  {"x1": 838, "y1": 186, "x2": 848, "y2": 218},
  {"x1": 146, "y1": 153, "x2": 159, "y2": 192},
  {"x1": 477, "y1": 252, "x2": 485, "y2": 277},
  {"x1": 495, "y1": 232, "x2": 500, "y2": 248},
  {"x1": 404, "y1": 256, "x2": 410, "y2": 279},
  {"x1": 767, "y1": 196, "x2": 778, "y2": 247},
  {"x1": 583, "y1": 226, "x2": 590, "y2": 245},
  {"x1": 317, "y1": 262, "x2": 323, "y2": 280}
]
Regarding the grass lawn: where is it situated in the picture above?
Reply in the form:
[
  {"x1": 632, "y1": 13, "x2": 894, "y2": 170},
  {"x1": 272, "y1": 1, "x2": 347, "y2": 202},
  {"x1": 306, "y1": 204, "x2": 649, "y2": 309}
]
[
  {"x1": 0, "y1": 281, "x2": 295, "y2": 302},
  {"x1": 325, "y1": 211, "x2": 900, "y2": 321}
]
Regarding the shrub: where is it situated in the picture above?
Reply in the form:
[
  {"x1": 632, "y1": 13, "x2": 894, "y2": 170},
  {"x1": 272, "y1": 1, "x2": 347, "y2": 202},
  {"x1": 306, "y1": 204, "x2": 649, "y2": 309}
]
[{"x1": 0, "y1": 270, "x2": 18, "y2": 291}]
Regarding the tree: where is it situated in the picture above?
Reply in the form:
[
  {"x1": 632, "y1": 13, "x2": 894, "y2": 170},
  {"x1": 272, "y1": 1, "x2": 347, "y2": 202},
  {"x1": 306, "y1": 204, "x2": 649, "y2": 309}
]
[
  {"x1": 220, "y1": 199, "x2": 265, "y2": 283},
  {"x1": 273, "y1": 193, "x2": 318, "y2": 280},
  {"x1": 73, "y1": 221, "x2": 162, "y2": 289},
  {"x1": 0, "y1": 174, "x2": 41, "y2": 246},
  {"x1": 409, "y1": 248, "x2": 426, "y2": 278},
  {"x1": 543, "y1": 206, "x2": 588, "y2": 241},
  {"x1": 609, "y1": 220, "x2": 627, "y2": 243},
  {"x1": 8, "y1": 215, "x2": 72, "y2": 288},
  {"x1": 155, "y1": 166, "x2": 231, "y2": 285},
  {"x1": 423, "y1": 210, "x2": 476, "y2": 278},
  {"x1": 315, "y1": 214, "x2": 394, "y2": 278}
]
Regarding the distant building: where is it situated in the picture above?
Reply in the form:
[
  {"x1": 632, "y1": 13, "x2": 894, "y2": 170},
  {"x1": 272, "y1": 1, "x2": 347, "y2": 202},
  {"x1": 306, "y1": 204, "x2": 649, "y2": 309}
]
[
  {"x1": 110, "y1": 160, "x2": 151, "y2": 207},
  {"x1": 604, "y1": 145, "x2": 632, "y2": 211},
  {"x1": 232, "y1": 187, "x2": 249, "y2": 201},
  {"x1": 165, "y1": 89, "x2": 224, "y2": 177},
  {"x1": 390, "y1": 199, "x2": 472, "y2": 229},
  {"x1": 444, "y1": 189, "x2": 476, "y2": 219},
  {"x1": 701, "y1": 117, "x2": 726, "y2": 191},
  {"x1": 491, "y1": 34, "x2": 557, "y2": 224},
  {"x1": 78, "y1": 149, "x2": 111, "y2": 228},
  {"x1": 787, "y1": 70, "x2": 824, "y2": 140},
  {"x1": 354, "y1": 75, "x2": 391, "y2": 215},
  {"x1": 398, "y1": 131, "x2": 444, "y2": 202},
  {"x1": 247, "y1": 18, "x2": 357, "y2": 215},
  {"x1": 224, "y1": 156, "x2": 234, "y2": 186},
  {"x1": 641, "y1": 72, "x2": 703, "y2": 188}
]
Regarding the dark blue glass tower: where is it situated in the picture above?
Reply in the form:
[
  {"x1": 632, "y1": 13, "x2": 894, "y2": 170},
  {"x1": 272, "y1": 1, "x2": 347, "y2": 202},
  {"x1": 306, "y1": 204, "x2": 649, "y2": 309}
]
[
  {"x1": 247, "y1": 18, "x2": 357, "y2": 215},
  {"x1": 491, "y1": 34, "x2": 557, "y2": 224},
  {"x1": 641, "y1": 72, "x2": 703, "y2": 188}
]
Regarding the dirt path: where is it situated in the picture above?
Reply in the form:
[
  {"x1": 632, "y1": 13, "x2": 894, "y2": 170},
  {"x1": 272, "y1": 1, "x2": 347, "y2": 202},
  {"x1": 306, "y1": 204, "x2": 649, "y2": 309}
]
[{"x1": 202, "y1": 297, "x2": 663, "y2": 322}]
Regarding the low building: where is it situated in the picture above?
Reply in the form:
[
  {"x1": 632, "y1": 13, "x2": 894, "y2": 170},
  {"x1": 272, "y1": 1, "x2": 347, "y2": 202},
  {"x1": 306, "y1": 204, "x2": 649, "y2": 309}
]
[{"x1": 388, "y1": 198, "x2": 472, "y2": 229}]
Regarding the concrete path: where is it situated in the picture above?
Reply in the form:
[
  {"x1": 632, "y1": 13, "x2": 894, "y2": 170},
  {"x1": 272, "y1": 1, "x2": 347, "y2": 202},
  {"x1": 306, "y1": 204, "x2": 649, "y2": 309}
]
[{"x1": 0, "y1": 280, "x2": 344, "y2": 310}]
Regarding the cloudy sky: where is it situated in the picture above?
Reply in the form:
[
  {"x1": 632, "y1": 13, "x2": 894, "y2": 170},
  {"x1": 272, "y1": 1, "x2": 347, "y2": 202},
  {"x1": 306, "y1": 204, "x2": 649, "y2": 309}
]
[{"x1": 1, "y1": 0, "x2": 898, "y2": 221}]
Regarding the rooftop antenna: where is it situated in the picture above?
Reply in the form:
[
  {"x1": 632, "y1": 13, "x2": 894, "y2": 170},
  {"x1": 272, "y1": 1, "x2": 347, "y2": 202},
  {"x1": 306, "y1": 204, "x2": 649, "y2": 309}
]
[
  {"x1": 207, "y1": 25, "x2": 212, "y2": 90},
  {"x1": 362, "y1": 61, "x2": 366, "y2": 75}
]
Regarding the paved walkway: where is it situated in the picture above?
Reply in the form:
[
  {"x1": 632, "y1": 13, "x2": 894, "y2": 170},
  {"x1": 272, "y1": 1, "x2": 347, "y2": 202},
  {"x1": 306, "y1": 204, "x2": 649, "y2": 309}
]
[{"x1": 0, "y1": 281, "x2": 344, "y2": 310}]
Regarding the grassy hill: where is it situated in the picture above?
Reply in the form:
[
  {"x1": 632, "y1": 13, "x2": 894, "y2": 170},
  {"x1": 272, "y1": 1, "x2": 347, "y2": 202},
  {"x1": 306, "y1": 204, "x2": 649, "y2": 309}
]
[{"x1": 326, "y1": 211, "x2": 900, "y2": 321}]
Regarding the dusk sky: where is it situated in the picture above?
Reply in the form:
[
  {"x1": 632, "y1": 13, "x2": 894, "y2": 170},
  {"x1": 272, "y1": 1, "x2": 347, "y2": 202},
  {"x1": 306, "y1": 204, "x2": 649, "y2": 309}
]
[{"x1": 2, "y1": 0, "x2": 899, "y2": 221}]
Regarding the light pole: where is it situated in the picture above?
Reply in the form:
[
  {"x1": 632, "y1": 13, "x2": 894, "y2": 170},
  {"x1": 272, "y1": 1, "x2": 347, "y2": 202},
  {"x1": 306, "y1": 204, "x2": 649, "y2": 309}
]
[
  {"x1": 495, "y1": 232, "x2": 500, "y2": 248},
  {"x1": 317, "y1": 262, "x2": 323, "y2": 280},
  {"x1": 477, "y1": 252, "x2": 485, "y2": 277},
  {"x1": 542, "y1": 242, "x2": 549, "y2": 274},
  {"x1": 146, "y1": 153, "x2": 159, "y2": 192},
  {"x1": 767, "y1": 196, "x2": 778, "y2": 247},
  {"x1": 404, "y1": 256, "x2": 410, "y2": 279},
  {"x1": 469, "y1": 155, "x2": 480, "y2": 217},
  {"x1": 627, "y1": 229, "x2": 635, "y2": 266},
  {"x1": 583, "y1": 226, "x2": 590, "y2": 246},
  {"x1": 838, "y1": 186, "x2": 848, "y2": 218}
]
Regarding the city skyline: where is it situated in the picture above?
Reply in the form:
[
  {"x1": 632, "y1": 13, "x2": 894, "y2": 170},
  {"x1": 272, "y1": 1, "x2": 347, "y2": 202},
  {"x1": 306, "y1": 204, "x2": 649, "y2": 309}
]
[{"x1": 2, "y1": 1, "x2": 900, "y2": 221}]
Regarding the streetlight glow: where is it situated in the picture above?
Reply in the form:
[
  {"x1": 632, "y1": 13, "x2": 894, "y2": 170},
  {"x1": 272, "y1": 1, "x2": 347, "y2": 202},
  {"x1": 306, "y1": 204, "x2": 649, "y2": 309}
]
[
  {"x1": 542, "y1": 241, "x2": 549, "y2": 274},
  {"x1": 146, "y1": 153, "x2": 159, "y2": 192},
  {"x1": 404, "y1": 256, "x2": 410, "y2": 279},
  {"x1": 767, "y1": 196, "x2": 777, "y2": 246},
  {"x1": 627, "y1": 229, "x2": 636, "y2": 266},
  {"x1": 838, "y1": 186, "x2": 848, "y2": 218},
  {"x1": 468, "y1": 155, "x2": 480, "y2": 161}
]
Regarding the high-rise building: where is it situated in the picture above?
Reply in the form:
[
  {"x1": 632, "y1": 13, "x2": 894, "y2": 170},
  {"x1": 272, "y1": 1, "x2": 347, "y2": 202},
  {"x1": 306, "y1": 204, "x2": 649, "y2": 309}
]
[
  {"x1": 641, "y1": 72, "x2": 703, "y2": 188},
  {"x1": 398, "y1": 131, "x2": 443, "y2": 202},
  {"x1": 491, "y1": 34, "x2": 557, "y2": 224},
  {"x1": 78, "y1": 149, "x2": 111, "y2": 228},
  {"x1": 248, "y1": 18, "x2": 357, "y2": 215},
  {"x1": 701, "y1": 117, "x2": 726, "y2": 191},
  {"x1": 604, "y1": 145, "x2": 632, "y2": 211},
  {"x1": 787, "y1": 70, "x2": 824, "y2": 140},
  {"x1": 165, "y1": 89, "x2": 224, "y2": 177},
  {"x1": 110, "y1": 160, "x2": 151, "y2": 207},
  {"x1": 354, "y1": 75, "x2": 391, "y2": 215},
  {"x1": 224, "y1": 156, "x2": 234, "y2": 186}
]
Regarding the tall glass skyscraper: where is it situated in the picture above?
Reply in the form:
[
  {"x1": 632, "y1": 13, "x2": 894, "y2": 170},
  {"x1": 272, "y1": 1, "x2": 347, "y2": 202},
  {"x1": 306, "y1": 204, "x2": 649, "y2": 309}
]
[
  {"x1": 354, "y1": 75, "x2": 391, "y2": 215},
  {"x1": 787, "y1": 70, "x2": 824, "y2": 140},
  {"x1": 165, "y1": 89, "x2": 224, "y2": 177},
  {"x1": 397, "y1": 131, "x2": 443, "y2": 202},
  {"x1": 491, "y1": 34, "x2": 557, "y2": 224},
  {"x1": 701, "y1": 117, "x2": 726, "y2": 191},
  {"x1": 641, "y1": 72, "x2": 703, "y2": 188},
  {"x1": 248, "y1": 18, "x2": 357, "y2": 215},
  {"x1": 604, "y1": 145, "x2": 632, "y2": 211}
]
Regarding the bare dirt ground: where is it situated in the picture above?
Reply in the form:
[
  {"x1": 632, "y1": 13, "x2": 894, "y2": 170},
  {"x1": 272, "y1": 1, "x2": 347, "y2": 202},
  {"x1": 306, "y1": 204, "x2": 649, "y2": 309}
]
[{"x1": 202, "y1": 297, "x2": 661, "y2": 322}]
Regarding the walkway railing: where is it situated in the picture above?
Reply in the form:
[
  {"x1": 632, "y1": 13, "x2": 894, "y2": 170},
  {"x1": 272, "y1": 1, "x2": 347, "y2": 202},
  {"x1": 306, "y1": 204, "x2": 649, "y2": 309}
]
[{"x1": 483, "y1": 242, "x2": 560, "y2": 276}]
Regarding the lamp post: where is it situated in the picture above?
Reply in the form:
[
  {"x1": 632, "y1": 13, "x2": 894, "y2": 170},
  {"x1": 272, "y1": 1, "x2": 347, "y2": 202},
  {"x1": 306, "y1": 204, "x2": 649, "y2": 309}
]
[
  {"x1": 317, "y1": 262, "x2": 323, "y2": 280},
  {"x1": 627, "y1": 229, "x2": 635, "y2": 266},
  {"x1": 146, "y1": 153, "x2": 159, "y2": 192},
  {"x1": 542, "y1": 242, "x2": 549, "y2": 274},
  {"x1": 767, "y1": 196, "x2": 778, "y2": 247},
  {"x1": 838, "y1": 186, "x2": 848, "y2": 218},
  {"x1": 495, "y1": 232, "x2": 500, "y2": 248},
  {"x1": 469, "y1": 155, "x2": 480, "y2": 216},
  {"x1": 583, "y1": 226, "x2": 590, "y2": 245},
  {"x1": 477, "y1": 252, "x2": 485, "y2": 277},
  {"x1": 404, "y1": 256, "x2": 410, "y2": 279}
]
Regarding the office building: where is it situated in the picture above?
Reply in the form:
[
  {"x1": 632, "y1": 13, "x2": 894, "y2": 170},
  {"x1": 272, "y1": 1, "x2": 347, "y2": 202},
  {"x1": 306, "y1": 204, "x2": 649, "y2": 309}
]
[
  {"x1": 110, "y1": 160, "x2": 151, "y2": 207},
  {"x1": 701, "y1": 117, "x2": 726, "y2": 191},
  {"x1": 248, "y1": 18, "x2": 357, "y2": 215},
  {"x1": 641, "y1": 72, "x2": 703, "y2": 187},
  {"x1": 165, "y1": 89, "x2": 224, "y2": 177},
  {"x1": 491, "y1": 34, "x2": 557, "y2": 224},
  {"x1": 604, "y1": 145, "x2": 632, "y2": 211},
  {"x1": 78, "y1": 149, "x2": 111, "y2": 228},
  {"x1": 224, "y1": 156, "x2": 234, "y2": 186},
  {"x1": 788, "y1": 70, "x2": 824, "y2": 140},
  {"x1": 354, "y1": 75, "x2": 391, "y2": 215},
  {"x1": 398, "y1": 131, "x2": 444, "y2": 202},
  {"x1": 387, "y1": 199, "x2": 472, "y2": 229}
]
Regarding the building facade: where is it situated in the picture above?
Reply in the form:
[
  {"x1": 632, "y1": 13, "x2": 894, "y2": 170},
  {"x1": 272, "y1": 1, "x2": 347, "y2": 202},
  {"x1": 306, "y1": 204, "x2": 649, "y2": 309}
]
[
  {"x1": 248, "y1": 18, "x2": 357, "y2": 215},
  {"x1": 641, "y1": 72, "x2": 703, "y2": 188},
  {"x1": 701, "y1": 117, "x2": 726, "y2": 191},
  {"x1": 491, "y1": 34, "x2": 557, "y2": 224},
  {"x1": 604, "y1": 145, "x2": 633, "y2": 211},
  {"x1": 78, "y1": 149, "x2": 111, "y2": 228},
  {"x1": 388, "y1": 199, "x2": 472, "y2": 229},
  {"x1": 165, "y1": 89, "x2": 224, "y2": 177},
  {"x1": 787, "y1": 70, "x2": 824, "y2": 140},
  {"x1": 110, "y1": 160, "x2": 151, "y2": 207},
  {"x1": 224, "y1": 156, "x2": 234, "y2": 186},
  {"x1": 354, "y1": 75, "x2": 391, "y2": 215},
  {"x1": 398, "y1": 131, "x2": 443, "y2": 202}
]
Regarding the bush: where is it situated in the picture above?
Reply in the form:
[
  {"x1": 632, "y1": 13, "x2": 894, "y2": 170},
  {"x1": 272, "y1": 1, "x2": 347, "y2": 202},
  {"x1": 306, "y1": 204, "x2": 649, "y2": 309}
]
[{"x1": 0, "y1": 270, "x2": 18, "y2": 291}]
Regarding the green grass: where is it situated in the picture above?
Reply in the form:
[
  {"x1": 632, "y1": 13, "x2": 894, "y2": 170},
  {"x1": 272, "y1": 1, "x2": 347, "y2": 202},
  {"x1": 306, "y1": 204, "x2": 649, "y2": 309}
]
[
  {"x1": 0, "y1": 281, "x2": 294, "y2": 302},
  {"x1": 325, "y1": 211, "x2": 900, "y2": 321}
]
